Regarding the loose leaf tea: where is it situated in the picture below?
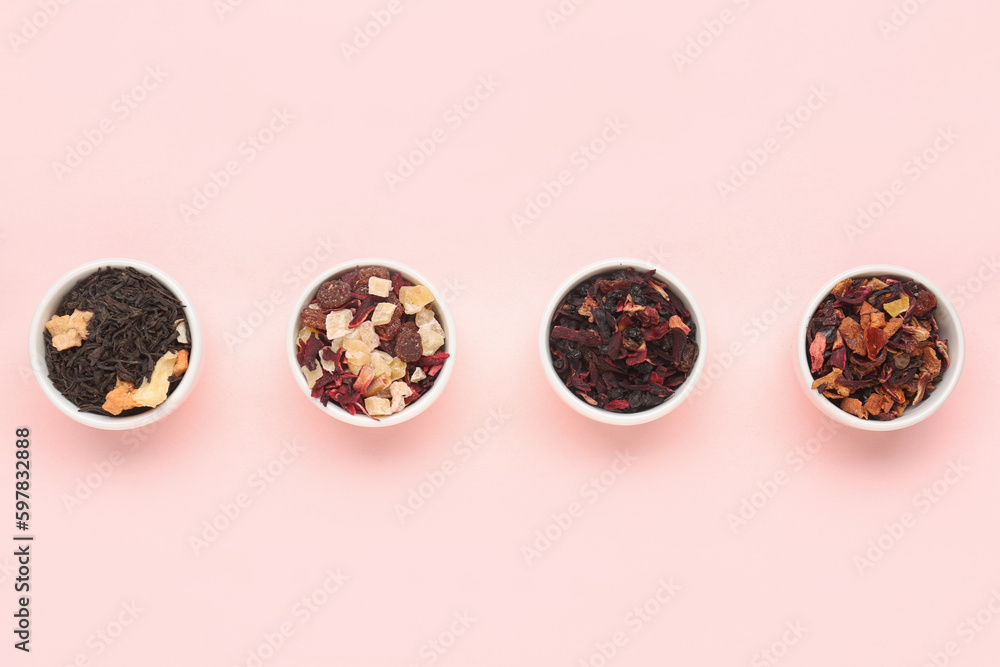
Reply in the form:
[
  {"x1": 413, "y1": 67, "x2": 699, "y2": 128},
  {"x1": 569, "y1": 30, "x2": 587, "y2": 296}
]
[
  {"x1": 44, "y1": 267, "x2": 192, "y2": 416},
  {"x1": 296, "y1": 266, "x2": 450, "y2": 420},
  {"x1": 806, "y1": 275, "x2": 949, "y2": 420},
  {"x1": 548, "y1": 267, "x2": 699, "y2": 413}
]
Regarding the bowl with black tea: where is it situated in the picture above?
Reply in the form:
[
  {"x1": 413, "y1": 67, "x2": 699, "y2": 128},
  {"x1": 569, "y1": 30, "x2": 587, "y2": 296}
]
[
  {"x1": 539, "y1": 258, "x2": 707, "y2": 425},
  {"x1": 797, "y1": 264, "x2": 965, "y2": 431},
  {"x1": 29, "y1": 259, "x2": 201, "y2": 430}
]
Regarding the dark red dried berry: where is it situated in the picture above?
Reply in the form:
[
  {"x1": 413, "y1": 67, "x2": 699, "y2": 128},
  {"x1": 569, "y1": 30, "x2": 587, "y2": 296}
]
[
  {"x1": 316, "y1": 280, "x2": 351, "y2": 309},
  {"x1": 395, "y1": 330, "x2": 423, "y2": 363},
  {"x1": 299, "y1": 307, "x2": 327, "y2": 330},
  {"x1": 354, "y1": 266, "x2": 391, "y2": 292}
]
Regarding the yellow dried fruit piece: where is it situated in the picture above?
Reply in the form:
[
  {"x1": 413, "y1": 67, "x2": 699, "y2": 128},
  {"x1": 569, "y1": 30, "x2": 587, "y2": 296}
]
[
  {"x1": 370, "y1": 350, "x2": 393, "y2": 378},
  {"x1": 301, "y1": 364, "x2": 323, "y2": 388},
  {"x1": 389, "y1": 381, "x2": 413, "y2": 413},
  {"x1": 325, "y1": 309, "x2": 353, "y2": 339},
  {"x1": 419, "y1": 327, "x2": 444, "y2": 356},
  {"x1": 389, "y1": 356, "x2": 407, "y2": 381},
  {"x1": 371, "y1": 302, "x2": 397, "y2": 326},
  {"x1": 399, "y1": 285, "x2": 434, "y2": 314},
  {"x1": 132, "y1": 352, "x2": 178, "y2": 408},
  {"x1": 364, "y1": 396, "x2": 392, "y2": 417},
  {"x1": 102, "y1": 379, "x2": 140, "y2": 415},
  {"x1": 368, "y1": 277, "x2": 392, "y2": 298},
  {"x1": 883, "y1": 296, "x2": 909, "y2": 318},
  {"x1": 410, "y1": 367, "x2": 427, "y2": 382},
  {"x1": 414, "y1": 308, "x2": 437, "y2": 327},
  {"x1": 45, "y1": 309, "x2": 93, "y2": 351}
]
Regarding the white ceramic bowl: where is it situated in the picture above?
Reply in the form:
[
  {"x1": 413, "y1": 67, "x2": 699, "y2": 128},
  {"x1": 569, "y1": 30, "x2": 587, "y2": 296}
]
[
  {"x1": 29, "y1": 259, "x2": 202, "y2": 431},
  {"x1": 796, "y1": 264, "x2": 964, "y2": 431},
  {"x1": 287, "y1": 259, "x2": 456, "y2": 428},
  {"x1": 539, "y1": 258, "x2": 707, "y2": 426}
]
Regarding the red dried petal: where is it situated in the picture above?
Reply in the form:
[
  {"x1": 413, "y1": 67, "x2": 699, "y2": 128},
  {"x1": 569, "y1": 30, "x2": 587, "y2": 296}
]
[
  {"x1": 605, "y1": 400, "x2": 630, "y2": 411},
  {"x1": 297, "y1": 333, "x2": 324, "y2": 370},
  {"x1": 865, "y1": 326, "x2": 888, "y2": 360},
  {"x1": 551, "y1": 326, "x2": 601, "y2": 347},
  {"x1": 809, "y1": 332, "x2": 827, "y2": 373}
]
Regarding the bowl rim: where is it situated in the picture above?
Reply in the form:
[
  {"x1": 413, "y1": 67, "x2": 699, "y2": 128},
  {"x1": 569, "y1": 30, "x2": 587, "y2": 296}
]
[
  {"x1": 796, "y1": 263, "x2": 965, "y2": 432},
  {"x1": 28, "y1": 258, "x2": 203, "y2": 431},
  {"x1": 538, "y1": 258, "x2": 707, "y2": 426},
  {"x1": 286, "y1": 258, "x2": 456, "y2": 428}
]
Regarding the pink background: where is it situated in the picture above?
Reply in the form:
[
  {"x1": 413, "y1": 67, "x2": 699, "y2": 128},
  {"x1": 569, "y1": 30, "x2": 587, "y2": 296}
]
[{"x1": 3, "y1": 0, "x2": 1000, "y2": 665}]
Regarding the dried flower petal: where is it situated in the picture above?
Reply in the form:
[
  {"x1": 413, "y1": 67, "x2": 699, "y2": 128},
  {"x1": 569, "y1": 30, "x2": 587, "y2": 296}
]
[{"x1": 809, "y1": 332, "x2": 827, "y2": 373}]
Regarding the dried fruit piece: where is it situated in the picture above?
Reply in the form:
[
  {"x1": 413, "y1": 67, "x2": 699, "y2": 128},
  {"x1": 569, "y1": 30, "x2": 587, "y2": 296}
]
[
  {"x1": 883, "y1": 316, "x2": 903, "y2": 338},
  {"x1": 316, "y1": 280, "x2": 351, "y2": 309},
  {"x1": 371, "y1": 302, "x2": 396, "y2": 326},
  {"x1": 841, "y1": 397, "x2": 868, "y2": 419},
  {"x1": 389, "y1": 381, "x2": 413, "y2": 413},
  {"x1": 399, "y1": 285, "x2": 435, "y2": 314},
  {"x1": 395, "y1": 330, "x2": 423, "y2": 363},
  {"x1": 171, "y1": 349, "x2": 189, "y2": 378},
  {"x1": 364, "y1": 396, "x2": 392, "y2": 417},
  {"x1": 325, "y1": 309, "x2": 353, "y2": 340},
  {"x1": 368, "y1": 277, "x2": 392, "y2": 298},
  {"x1": 410, "y1": 367, "x2": 427, "y2": 382},
  {"x1": 300, "y1": 305, "x2": 327, "y2": 329},
  {"x1": 45, "y1": 309, "x2": 94, "y2": 351},
  {"x1": 102, "y1": 379, "x2": 140, "y2": 415},
  {"x1": 838, "y1": 317, "x2": 866, "y2": 356},
  {"x1": 883, "y1": 296, "x2": 910, "y2": 318},
  {"x1": 132, "y1": 351, "x2": 178, "y2": 408}
]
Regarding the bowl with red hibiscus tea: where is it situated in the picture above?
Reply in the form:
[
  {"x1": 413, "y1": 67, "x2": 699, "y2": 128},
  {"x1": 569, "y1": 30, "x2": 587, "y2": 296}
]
[
  {"x1": 288, "y1": 260, "x2": 456, "y2": 427},
  {"x1": 540, "y1": 259, "x2": 707, "y2": 425},
  {"x1": 29, "y1": 259, "x2": 202, "y2": 430},
  {"x1": 798, "y1": 265, "x2": 964, "y2": 431}
]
